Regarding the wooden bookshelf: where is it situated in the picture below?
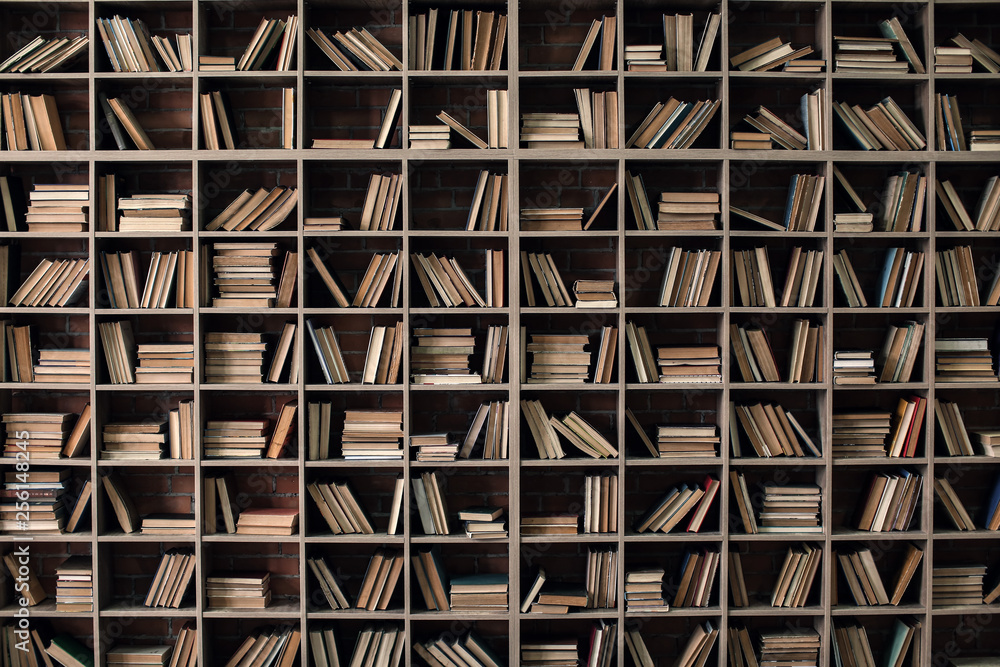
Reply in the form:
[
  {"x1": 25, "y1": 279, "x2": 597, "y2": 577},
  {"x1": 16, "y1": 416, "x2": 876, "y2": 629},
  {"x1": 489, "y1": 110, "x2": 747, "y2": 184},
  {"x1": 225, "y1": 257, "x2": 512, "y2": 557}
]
[{"x1": 2, "y1": 0, "x2": 1000, "y2": 664}]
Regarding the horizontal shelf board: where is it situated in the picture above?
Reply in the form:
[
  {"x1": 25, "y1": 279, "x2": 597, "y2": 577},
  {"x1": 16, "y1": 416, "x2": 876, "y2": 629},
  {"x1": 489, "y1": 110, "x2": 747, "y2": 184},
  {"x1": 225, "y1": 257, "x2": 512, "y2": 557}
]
[
  {"x1": 516, "y1": 609, "x2": 618, "y2": 619},
  {"x1": 0, "y1": 532, "x2": 92, "y2": 542},
  {"x1": 199, "y1": 383, "x2": 297, "y2": 391},
  {"x1": 624, "y1": 606, "x2": 720, "y2": 617},
  {"x1": 933, "y1": 381, "x2": 1000, "y2": 389},
  {"x1": 95, "y1": 72, "x2": 194, "y2": 81},
  {"x1": 413, "y1": 610, "x2": 513, "y2": 620},
  {"x1": 305, "y1": 460, "x2": 404, "y2": 468},
  {"x1": 520, "y1": 383, "x2": 617, "y2": 391},
  {"x1": 832, "y1": 382, "x2": 929, "y2": 391},
  {"x1": 622, "y1": 307, "x2": 724, "y2": 315},
  {"x1": 96, "y1": 459, "x2": 196, "y2": 467},
  {"x1": 518, "y1": 71, "x2": 618, "y2": 80},
  {"x1": 833, "y1": 457, "x2": 928, "y2": 466},
  {"x1": 623, "y1": 383, "x2": 724, "y2": 391},
  {"x1": 932, "y1": 456, "x2": 1000, "y2": 465},
  {"x1": 0, "y1": 382, "x2": 89, "y2": 390},
  {"x1": 409, "y1": 460, "x2": 509, "y2": 468},
  {"x1": 830, "y1": 306, "x2": 930, "y2": 314},
  {"x1": 729, "y1": 306, "x2": 826, "y2": 315},
  {"x1": 519, "y1": 458, "x2": 619, "y2": 467},
  {"x1": 94, "y1": 308, "x2": 194, "y2": 315},
  {"x1": 0, "y1": 307, "x2": 90, "y2": 315},
  {"x1": 3, "y1": 458, "x2": 92, "y2": 467},
  {"x1": 830, "y1": 72, "x2": 929, "y2": 81},
  {"x1": 303, "y1": 534, "x2": 404, "y2": 543},
  {"x1": 201, "y1": 458, "x2": 299, "y2": 467},
  {"x1": 830, "y1": 603, "x2": 927, "y2": 616},
  {"x1": 729, "y1": 382, "x2": 827, "y2": 390},
  {"x1": 930, "y1": 529, "x2": 1000, "y2": 540},
  {"x1": 931, "y1": 603, "x2": 1000, "y2": 615},
  {"x1": 407, "y1": 230, "x2": 508, "y2": 238},
  {"x1": 203, "y1": 600, "x2": 301, "y2": 617},
  {"x1": 302, "y1": 230, "x2": 403, "y2": 238},
  {"x1": 624, "y1": 72, "x2": 724, "y2": 81},
  {"x1": 624, "y1": 230, "x2": 724, "y2": 238},
  {"x1": 201, "y1": 534, "x2": 301, "y2": 542},
  {"x1": 306, "y1": 608, "x2": 405, "y2": 618},
  {"x1": 518, "y1": 534, "x2": 618, "y2": 543},
  {"x1": 101, "y1": 602, "x2": 196, "y2": 616},
  {"x1": 624, "y1": 531, "x2": 723, "y2": 542},
  {"x1": 625, "y1": 456, "x2": 722, "y2": 466},
  {"x1": 0, "y1": 600, "x2": 91, "y2": 618},
  {"x1": 831, "y1": 530, "x2": 928, "y2": 541},
  {"x1": 728, "y1": 605, "x2": 825, "y2": 616},
  {"x1": 410, "y1": 383, "x2": 510, "y2": 390},
  {"x1": 730, "y1": 457, "x2": 824, "y2": 466},
  {"x1": 99, "y1": 531, "x2": 195, "y2": 541},
  {"x1": 729, "y1": 532, "x2": 827, "y2": 542},
  {"x1": 303, "y1": 71, "x2": 403, "y2": 79},
  {"x1": 730, "y1": 71, "x2": 826, "y2": 81},
  {"x1": 411, "y1": 534, "x2": 511, "y2": 543},
  {"x1": 97, "y1": 383, "x2": 194, "y2": 391},
  {"x1": 833, "y1": 231, "x2": 930, "y2": 238},
  {"x1": 410, "y1": 307, "x2": 510, "y2": 315},
  {"x1": 301, "y1": 308, "x2": 403, "y2": 315},
  {"x1": 95, "y1": 231, "x2": 194, "y2": 238}
]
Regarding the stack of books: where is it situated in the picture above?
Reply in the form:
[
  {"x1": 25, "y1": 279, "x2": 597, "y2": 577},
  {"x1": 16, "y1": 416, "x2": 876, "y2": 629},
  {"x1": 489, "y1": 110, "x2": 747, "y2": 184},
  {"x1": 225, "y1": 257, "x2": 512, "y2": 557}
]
[
  {"x1": 202, "y1": 419, "x2": 268, "y2": 458},
  {"x1": 758, "y1": 483, "x2": 822, "y2": 533},
  {"x1": 520, "y1": 112, "x2": 581, "y2": 148},
  {"x1": 520, "y1": 514, "x2": 578, "y2": 536},
  {"x1": 143, "y1": 549, "x2": 195, "y2": 608},
  {"x1": 106, "y1": 646, "x2": 173, "y2": 666},
  {"x1": 521, "y1": 639, "x2": 577, "y2": 667},
  {"x1": 834, "y1": 36, "x2": 908, "y2": 72},
  {"x1": 235, "y1": 507, "x2": 299, "y2": 535},
  {"x1": 657, "y1": 248, "x2": 721, "y2": 306},
  {"x1": 625, "y1": 44, "x2": 664, "y2": 70},
  {"x1": 203, "y1": 332, "x2": 266, "y2": 384},
  {"x1": 731, "y1": 402, "x2": 819, "y2": 458},
  {"x1": 101, "y1": 422, "x2": 167, "y2": 460},
  {"x1": 306, "y1": 479, "x2": 378, "y2": 535},
  {"x1": 526, "y1": 333, "x2": 590, "y2": 383},
  {"x1": 520, "y1": 209, "x2": 584, "y2": 231},
  {"x1": 653, "y1": 424, "x2": 719, "y2": 458},
  {"x1": 933, "y1": 565, "x2": 986, "y2": 607},
  {"x1": 625, "y1": 568, "x2": 668, "y2": 612},
  {"x1": 116, "y1": 193, "x2": 190, "y2": 232},
  {"x1": 770, "y1": 544, "x2": 820, "y2": 607},
  {"x1": 450, "y1": 574, "x2": 508, "y2": 611},
  {"x1": 673, "y1": 550, "x2": 719, "y2": 607},
  {"x1": 306, "y1": 26, "x2": 400, "y2": 71},
  {"x1": 833, "y1": 410, "x2": 890, "y2": 457},
  {"x1": 1, "y1": 412, "x2": 79, "y2": 460},
  {"x1": 409, "y1": 124, "x2": 450, "y2": 149},
  {"x1": 459, "y1": 506, "x2": 506, "y2": 539},
  {"x1": 31, "y1": 347, "x2": 90, "y2": 385},
  {"x1": 573, "y1": 279, "x2": 616, "y2": 308},
  {"x1": 654, "y1": 346, "x2": 721, "y2": 384},
  {"x1": 834, "y1": 213, "x2": 874, "y2": 232},
  {"x1": 974, "y1": 430, "x2": 1000, "y2": 457},
  {"x1": 935, "y1": 338, "x2": 996, "y2": 382},
  {"x1": 135, "y1": 343, "x2": 194, "y2": 384},
  {"x1": 10, "y1": 258, "x2": 89, "y2": 307},
  {"x1": 0, "y1": 93, "x2": 66, "y2": 151},
  {"x1": 757, "y1": 629, "x2": 821, "y2": 667},
  {"x1": 834, "y1": 351, "x2": 875, "y2": 385},
  {"x1": 139, "y1": 513, "x2": 195, "y2": 535},
  {"x1": 970, "y1": 130, "x2": 1000, "y2": 151},
  {"x1": 211, "y1": 242, "x2": 281, "y2": 307},
  {"x1": 936, "y1": 46, "x2": 973, "y2": 73},
  {"x1": 784, "y1": 58, "x2": 825, "y2": 72},
  {"x1": 341, "y1": 410, "x2": 404, "y2": 460},
  {"x1": 1, "y1": 469, "x2": 69, "y2": 533},
  {"x1": 411, "y1": 434, "x2": 459, "y2": 462},
  {"x1": 26, "y1": 183, "x2": 89, "y2": 232},
  {"x1": 204, "y1": 186, "x2": 299, "y2": 232},
  {"x1": 583, "y1": 472, "x2": 618, "y2": 533},
  {"x1": 627, "y1": 97, "x2": 720, "y2": 149},
  {"x1": 657, "y1": 191, "x2": 720, "y2": 231},
  {"x1": 731, "y1": 36, "x2": 814, "y2": 71},
  {"x1": 731, "y1": 131, "x2": 771, "y2": 150},
  {"x1": 856, "y1": 470, "x2": 922, "y2": 531},
  {"x1": 834, "y1": 96, "x2": 926, "y2": 150},
  {"x1": 412, "y1": 471, "x2": 450, "y2": 535},
  {"x1": 0, "y1": 35, "x2": 89, "y2": 73},
  {"x1": 206, "y1": 572, "x2": 271, "y2": 609},
  {"x1": 411, "y1": 328, "x2": 480, "y2": 384},
  {"x1": 199, "y1": 55, "x2": 233, "y2": 70},
  {"x1": 55, "y1": 557, "x2": 93, "y2": 612}
]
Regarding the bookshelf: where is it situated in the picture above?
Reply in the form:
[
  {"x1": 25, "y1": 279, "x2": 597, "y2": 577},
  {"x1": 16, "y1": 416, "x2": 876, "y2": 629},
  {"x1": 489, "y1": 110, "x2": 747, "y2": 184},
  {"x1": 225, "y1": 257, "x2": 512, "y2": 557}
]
[{"x1": 1, "y1": 0, "x2": 1000, "y2": 664}]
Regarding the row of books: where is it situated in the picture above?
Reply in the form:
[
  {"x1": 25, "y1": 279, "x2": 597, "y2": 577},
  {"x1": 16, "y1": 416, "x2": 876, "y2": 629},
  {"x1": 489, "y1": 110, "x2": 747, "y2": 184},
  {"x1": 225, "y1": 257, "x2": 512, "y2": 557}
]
[
  {"x1": 9, "y1": 257, "x2": 88, "y2": 307},
  {"x1": 730, "y1": 401, "x2": 819, "y2": 458},
  {"x1": 937, "y1": 245, "x2": 1000, "y2": 306},
  {"x1": 838, "y1": 543, "x2": 921, "y2": 606},
  {"x1": 413, "y1": 630, "x2": 500, "y2": 667},
  {"x1": 205, "y1": 186, "x2": 298, "y2": 232},
  {"x1": 658, "y1": 247, "x2": 720, "y2": 307},
  {"x1": 412, "y1": 250, "x2": 503, "y2": 307},
  {"x1": 628, "y1": 331, "x2": 721, "y2": 384},
  {"x1": 308, "y1": 247, "x2": 400, "y2": 308},
  {"x1": 225, "y1": 625, "x2": 299, "y2": 667},
  {"x1": 742, "y1": 99, "x2": 823, "y2": 150},
  {"x1": 635, "y1": 476, "x2": 719, "y2": 534},
  {"x1": 97, "y1": 16, "x2": 192, "y2": 73},
  {"x1": 835, "y1": 96, "x2": 926, "y2": 151},
  {"x1": 0, "y1": 35, "x2": 88, "y2": 73},
  {"x1": 857, "y1": 469, "x2": 922, "y2": 532},
  {"x1": 1, "y1": 93, "x2": 66, "y2": 151},
  {"x1": 574, "y1": 17, "x2": 615, "y2": 71},
  {"x1": 626, "y1": 176, "x2": 719, "y2": 231},
  {"x1": 99, "y1": 92, "x2": 156, "y2": 150},
  {"x1": 466, "y1": 170, "x2": 508, "y2": 232},
  {"x1": 732, "y1": 319, "x2": 822, "y2": 384},
  {"x1": 625, "y1": 12, "x2": 719, "y2": 72},
  {"x1": 732, "y1": 173, "x2": 825, "y2": 231},
  {"x1": 409, "y1": 9, "x2": 506, "y2": 71},
  {"x1": 520, "y1": 400, "x2": 609, "y2": 460},
  {"x1": 575, "y1": 89, "x2": 619, "y2": 149},
  {"x1": 732, "y1": 246, "x2": 823, "y2": 308},
  {"x1": 143, "y1": 550, "x2": 195, "y2": 609},
  {"x1": 306, "y1": 26, "x2": 399, "y2": 72},
  {"x1": 100, "y1": 250, "x2": 195, "y2": 308},
  {"x1": 933, "y1": 398, "x2": 1000, "y2": 457},
  {"x1": 937, "y1": 175, "x2": 1000, "y2": 231},
  {"x1": 626, "y1": 97, "x2": 720, "y2": 149},
  {"x1": 833, "y1": 619, "x2": 920, "y2": 667}
]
